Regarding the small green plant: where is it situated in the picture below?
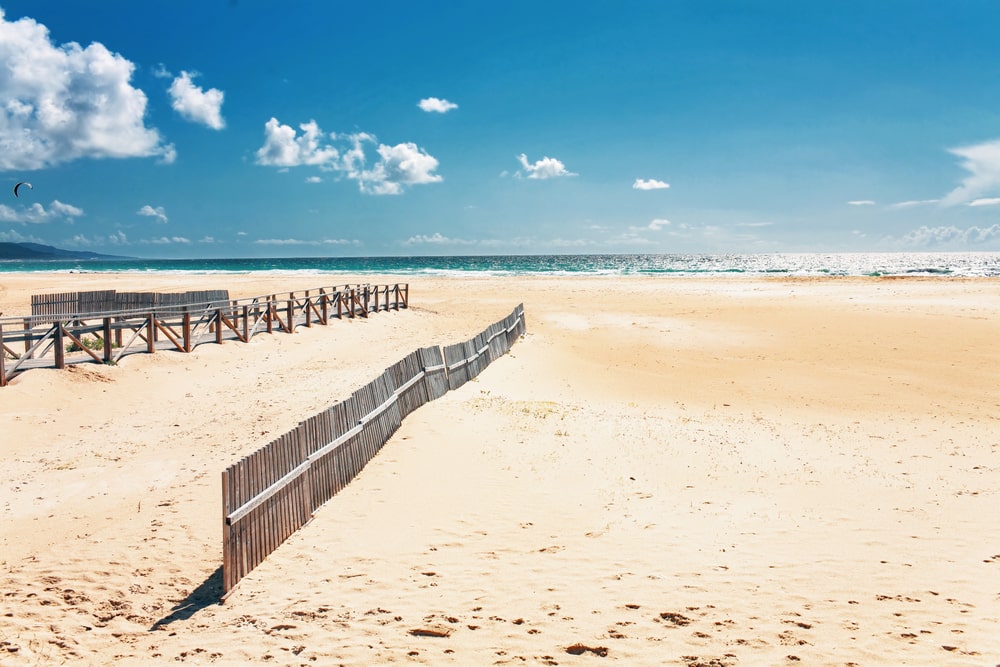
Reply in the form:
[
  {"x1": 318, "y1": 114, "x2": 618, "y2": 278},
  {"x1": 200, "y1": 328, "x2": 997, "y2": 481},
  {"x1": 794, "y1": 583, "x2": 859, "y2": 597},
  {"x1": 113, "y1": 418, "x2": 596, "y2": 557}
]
[{"x1": 66, "y1": 335, "x2": 118, "y2": 353}]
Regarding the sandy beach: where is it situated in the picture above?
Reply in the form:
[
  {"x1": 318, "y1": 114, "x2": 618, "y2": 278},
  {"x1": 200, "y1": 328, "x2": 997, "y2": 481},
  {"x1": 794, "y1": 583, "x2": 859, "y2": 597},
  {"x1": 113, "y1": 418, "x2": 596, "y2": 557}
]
[{"x1": 1, "y1": 273, "x2": 998, "y2": 666}]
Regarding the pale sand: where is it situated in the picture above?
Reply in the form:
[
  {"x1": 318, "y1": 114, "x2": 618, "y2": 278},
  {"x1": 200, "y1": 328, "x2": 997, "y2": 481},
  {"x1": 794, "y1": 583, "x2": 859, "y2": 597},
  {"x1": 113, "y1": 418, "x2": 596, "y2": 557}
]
[{"x1": 1, "y1": 273, "x2": 999, "y2": 666}]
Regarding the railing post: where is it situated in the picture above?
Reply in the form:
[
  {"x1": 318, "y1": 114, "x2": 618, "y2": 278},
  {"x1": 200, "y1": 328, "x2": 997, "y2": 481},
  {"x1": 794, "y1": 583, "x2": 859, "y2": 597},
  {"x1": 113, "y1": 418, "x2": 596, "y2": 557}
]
[
  {"x1": 22, "y1": 318, "x2": 32, "y2": 357},
  {"x1": 287, "y1": 298, "x2": 295, "y2": 333},
  {"x1": 147, "y1": 314, "x2": 156, "y2": 354},
  {"x1": 304, "y1": 291, "x2": 312, "y2": 328},
  {"x1": 402, "y1": 284, "x2": 409, "y2": 309},
  {"x1": 103, "y1": 317, "x2": 113, "y2": 363},
  {"x1": 320, "y1": 289, "x2": 328, "y2": 324},
  {"x1": 183, "y1": 309, "x2": 192, "y2": 353},
  {"x1": 267, "y1": 296, "x2": 274, "y2": 334},
  {"x1": 54, "y1": 322, "x2": 65, "y2": 369},
  {"x1": 216, "y1": 309, "x2": 223, "y2": 344},
  {"x1": 242, "y1": 305, "x2": 249, "y2": 342}
]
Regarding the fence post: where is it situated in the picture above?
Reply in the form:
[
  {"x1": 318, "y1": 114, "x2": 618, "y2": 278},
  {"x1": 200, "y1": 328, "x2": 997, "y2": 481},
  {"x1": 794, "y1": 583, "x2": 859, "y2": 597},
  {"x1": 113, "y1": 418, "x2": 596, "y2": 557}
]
[
  {"x1": 222, "y1": 469, "x2": 232, "y2": 594},
  {"x1": 286, "y1": 298, "x2": 295, "y2": 333},
  {"x1": 22, "y1": 318, "x2": 32, "y2": 357},
  {"x1": 242, "y1": 305, "x2": 249, "y2": 342},
  {"x1": 147, "y1": 314, "x2": 156, "y2": 354},
  {"x1": 183, "y1": 309, "x2": 192, "y2": 353},
  {"x1": 216, "y1": 309, "x2": 223, "y2": 344},
  {"x1": 54, "y1": 322, "x2": 65, "y2": 369},
  {"x1": 0, "y1": 324, "x2": 6, "y2": 387},
  {"x1": 103, "y1": 317, "x2": 113, "y2": 363}
]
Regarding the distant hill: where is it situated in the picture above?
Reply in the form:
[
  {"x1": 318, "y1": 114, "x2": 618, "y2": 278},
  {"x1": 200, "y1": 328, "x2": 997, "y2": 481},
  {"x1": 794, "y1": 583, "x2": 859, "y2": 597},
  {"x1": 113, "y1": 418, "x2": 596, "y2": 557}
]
[{"x1": 0, "y1": 242, "x2": 132, "y2": 261}]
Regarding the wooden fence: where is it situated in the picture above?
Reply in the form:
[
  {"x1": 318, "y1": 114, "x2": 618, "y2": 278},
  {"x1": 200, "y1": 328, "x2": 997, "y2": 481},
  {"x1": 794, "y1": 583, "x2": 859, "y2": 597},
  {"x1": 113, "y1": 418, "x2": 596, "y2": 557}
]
[
  {"x1": 30, "y1": 290, "x2": 232, "y2": 323},
  {"x1": 0, "y1": 284, "x2": 408, "y2": 387},
  {"x1": 222, "y1": 303, "x2": 526, "y2": 593}
]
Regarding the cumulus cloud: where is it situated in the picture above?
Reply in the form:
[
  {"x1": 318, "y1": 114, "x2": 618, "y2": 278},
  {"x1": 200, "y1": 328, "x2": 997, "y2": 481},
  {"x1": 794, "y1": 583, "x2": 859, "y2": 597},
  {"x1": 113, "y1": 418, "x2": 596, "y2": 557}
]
[
  {"x1": 254, "y1": 237, "x2": 360, "y2": 246},
  {"x1": 255, "y1": 118, "x2": 340, "y2": 168},
  {"x1": 65, "y1": 231, "x2": 127, "y2": 246},
  {"x1": 847, "y1": 200, "x2": 876, "y2": 206},
  {"x1": 418, "y1": 97, "x2": 458, "y2": 113},
  {"x1": 516, "y1": 153, "x2": 576, "y2": 179},
  {"x1": 143, "y1": 236, "x2": 191, "y2": 245},
  {"x1": 405, "y1": 232, "x2": 477, "y2": 245},
  {"x1": 348, "y1": 140, "x2": 443, "y2": 195},
  {"x1": 632, "y1": 178, "x2": 670, "y2": 190},
  {"x1": 898, "y1": 224, "x2": 1000, "y2": 246},
  {"x1": 255, "y1": 119, "x2": 442, "y2": 195},
  {"x1": 137, "y1": 204, "x2": 167, "y2": 223},
  {"x1": 0, "y1": 228, "x2": 43, "y2": 242},
  {"x1": 0, "y1": 9, "x2": 173, "y2": 170},
  {"x1": 630, "y1": 218, "x2": 671, "y2": 231},
  {"x1": 968, "y1": 197, "x2": 1000, "y2": 207},
  {"x1": 0, "y1": 200, "x2": 84, "y2": 223},
  {"x1": 168, "y1": 71, "x2": 225, "y2": 130},
  {"x1": 942, "y1": 139, "x2": 1000, "y2": 206}
]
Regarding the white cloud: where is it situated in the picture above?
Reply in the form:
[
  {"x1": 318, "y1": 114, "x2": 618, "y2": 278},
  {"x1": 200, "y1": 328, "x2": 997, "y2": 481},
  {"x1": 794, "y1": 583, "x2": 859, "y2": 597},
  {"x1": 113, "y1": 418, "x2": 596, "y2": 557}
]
[
  {"x1": 168, "y1": 71, "x2": 225, "y2": 130},
  {"x1": 405, "y1": 232, "x2": 477, "y2": 245},
  {"x1": 418, "y1": 97, "x2": 458, "y2": 113},
  {"x1": 847, "y1": 200, "x2": 876, "y2": 206},
  {"x1": 137, "y1": 204, "x2": 168, "y2": 223},
  {"x1": 516, "y1": 153, "x2": 576, "y2": 179},
  {"x1": 632, "y1": 178, "x2": 670, "y2": 190},
  {"x1": 942, "y1": 139, "x2": 1000, "y2": 206},
  {"x1": 50, "y1": 201, "x2": 84, "y2": 217},
  {"x1": 898, "y1": 224, "x2": 1000, "y2": 246},
  {"x1": 305, "y1": 176, "x2": 322, "y2": 184},
  {"x1": 630, "y1": 218, "x2": 671, "y2": 232},
  {"x1": 0, "y1": 200, "x2": 84, "y2": 223},
  {"x1": 142, "y1": 236, "x2": 191, "y2": 245},
  {"x1": 256, "y1": 120, "x2": 442, "y2": 195},
  {"x1": 968, "y1": 197, "x2": 1000, "y2": 207},
  {"x1": 354, "y1": 141, "x2": 442, "y2": 195},
  {"x1": 889, "y1": 199, "x2": 940, "y2": 209},
  {"x1": 255, "y1": 118, "x2": 340, "y2": 168},
  {"x1": 0, "y1": 228, "x2": 43, "y2": 243},
  {"x1": 65, "y1": 232, "x2": 128, "y2": 247},
  {"x1": 0, "y1": 9, "x2": 172, "y2": 170},
  {"x1": 254, "y1": 238, "x2": 360, "y2": 246}
]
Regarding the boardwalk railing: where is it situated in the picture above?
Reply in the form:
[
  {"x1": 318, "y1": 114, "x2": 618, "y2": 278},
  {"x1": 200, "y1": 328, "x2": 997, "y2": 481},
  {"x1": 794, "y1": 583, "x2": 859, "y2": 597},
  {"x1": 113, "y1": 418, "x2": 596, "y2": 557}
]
[
  {"x1": 0, "y1": 284, "x2": 409, "y2": 387},
  {"x1": 222, "y1": 303, "x2": 526, "y2": 593}
]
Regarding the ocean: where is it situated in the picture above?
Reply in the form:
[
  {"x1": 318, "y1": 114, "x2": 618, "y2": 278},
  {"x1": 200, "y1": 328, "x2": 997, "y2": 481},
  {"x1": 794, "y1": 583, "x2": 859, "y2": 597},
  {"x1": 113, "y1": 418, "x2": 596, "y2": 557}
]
[{"x1": 2, "y1": 252, "x2": 1000, "y2": 277}]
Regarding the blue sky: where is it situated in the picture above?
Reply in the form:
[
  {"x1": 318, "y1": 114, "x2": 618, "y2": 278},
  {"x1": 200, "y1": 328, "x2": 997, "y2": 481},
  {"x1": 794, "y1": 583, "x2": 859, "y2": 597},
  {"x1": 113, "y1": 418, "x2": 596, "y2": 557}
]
[{"x1": 2, "y1": 1, "x2": 1000, "y2": 258}]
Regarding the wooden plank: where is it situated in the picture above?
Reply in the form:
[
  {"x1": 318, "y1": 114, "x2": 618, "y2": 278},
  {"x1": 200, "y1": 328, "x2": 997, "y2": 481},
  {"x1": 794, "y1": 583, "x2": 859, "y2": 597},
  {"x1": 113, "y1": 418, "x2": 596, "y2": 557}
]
[{"x1": 0, "y1": 324, "x2": 6, "y2": 387}]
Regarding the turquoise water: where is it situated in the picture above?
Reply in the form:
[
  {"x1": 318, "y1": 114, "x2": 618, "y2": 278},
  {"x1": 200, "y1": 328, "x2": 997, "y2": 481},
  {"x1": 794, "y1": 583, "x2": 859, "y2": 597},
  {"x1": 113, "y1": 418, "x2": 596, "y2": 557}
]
[{"x1": 2, "y1": 253, "x2": 1000, "y2": 277}]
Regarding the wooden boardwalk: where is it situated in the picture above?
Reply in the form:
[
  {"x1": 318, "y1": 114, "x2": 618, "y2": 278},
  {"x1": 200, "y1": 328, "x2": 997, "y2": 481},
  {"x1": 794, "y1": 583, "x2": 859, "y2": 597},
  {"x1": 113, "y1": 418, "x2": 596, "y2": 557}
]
[{"x1": 0, "y1": 284, "x2": 408, "y2": 387}]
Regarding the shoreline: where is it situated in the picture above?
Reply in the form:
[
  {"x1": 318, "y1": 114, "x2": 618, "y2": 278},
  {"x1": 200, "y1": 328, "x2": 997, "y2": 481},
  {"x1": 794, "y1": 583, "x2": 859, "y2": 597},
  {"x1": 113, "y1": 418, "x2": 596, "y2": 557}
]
[{"x1": 1, "y1": 273, "x2": 998, "y2": 664}]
